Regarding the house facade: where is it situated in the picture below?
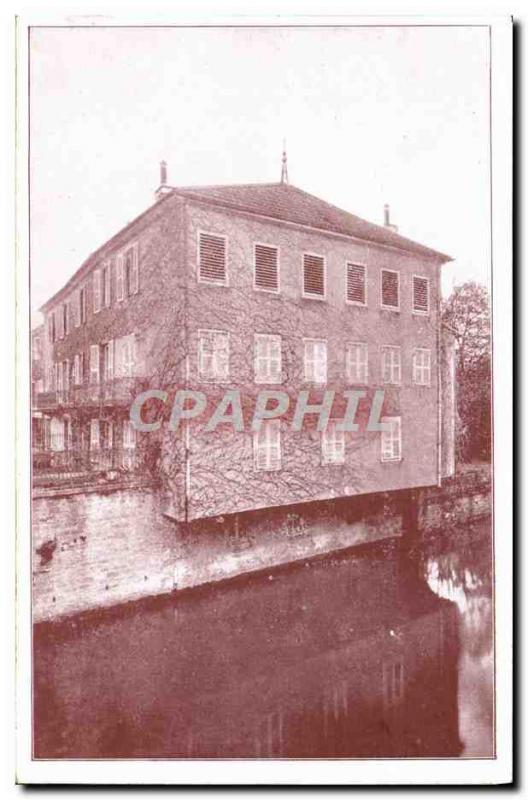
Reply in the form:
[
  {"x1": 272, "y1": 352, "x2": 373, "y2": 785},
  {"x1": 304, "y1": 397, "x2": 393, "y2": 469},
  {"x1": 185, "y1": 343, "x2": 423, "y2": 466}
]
[{"x1": 34, "y1": 168, "x2": 454, "y2": 523}]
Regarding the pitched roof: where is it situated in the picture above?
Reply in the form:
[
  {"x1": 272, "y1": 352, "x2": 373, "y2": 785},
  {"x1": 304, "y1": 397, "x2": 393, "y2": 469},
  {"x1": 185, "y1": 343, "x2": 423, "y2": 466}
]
[{"x1": 171, "y1": 182, "x2": 451, "y2": 262}]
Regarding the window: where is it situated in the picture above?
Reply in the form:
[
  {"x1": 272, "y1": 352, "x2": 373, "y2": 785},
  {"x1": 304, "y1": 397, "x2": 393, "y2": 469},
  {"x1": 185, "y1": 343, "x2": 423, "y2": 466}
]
[
  {"x1": 90, "y1": 419, "x2": 100, "y2": 450},
  {"x1": 116, "y1": 255, "x2": 125, "y2": 301},
  {"x1": 90, "y1": 344, "x2": 100, "y2": 384},
  {"x1": 412, "y1": 275, "x2": 430, "y2": 314},
  {"x1": 32, "y1": 335, "x2": 42, "y2": 360},
  {"x1": 381, "y1": 345, "x2": 401, "y2": 385},
  {"x1": 198, "y1": 232, "x2": 227, "y2": 284},
  {"x1": 62, "y1": 359, "x2": 69, "y2": 392},
  {"x1": 322, "y1": 422, "x2": 345, "y2": 465},
  {"x1": 304, "y1": 339, "x2": 327, "y2": 383},
  {"x1": 47, "y1": 314, "x2": 55, "y2": 343},
  {"x1": 413, "y1": 348, "x2": 431, "y2": 385},
  {"x1": 123, "y1": 420, "x2": 136, "y2": 449},
  {"x1": 114, "y1": 335, "x2": 136, "y2": 378},
  {"x1": 254, "y1": 334, "x2": 281, "y2": 383},
  {"x1": 381, "y1": 269, "x2": 400, "y2": 309},
  {"x1": 254, "y1": 419, "x2": 281, "y2": 471},
  {"x1": 93, "y1": 269, "x2": 102, "y2": 313},
  {"x1": 73, "y1": 354, "x2": 83, "y2": 386},
  {"x1": 79, "y1": 288, "x2": 86, "y2": 324},
  {"x1": 56, "y1": 307, "x2": 64, "y2": 340},
  {"x1": 63, "y1": 303, "x2": 70, "y2": 336},
  {"x1": 303, "y1": 253, "x2": 325, "y2": 298},
  {"x1": 381, "y1": 416, "x2": 402, "y2": 462},
  {"x1": 346, "y1": 262, "x2": 367, "y2": 305},
  {"x1": 254, "y1": 243, "x2": 279, "y2": 292},
  {"x1": 50, "y1": 418, "x2": 65, "y2": 452},
  {"x1": 346, "y1": 342, "x2": 368, "y2": 383},
  {"x1": 198, "y1": 330, "x2": 229, "y2": 381},
  {"x1": 125, "y1": 244, "x2": 139, "y2": 295},
  {"x1": 103, "y1": 261, "x2": 112, "y2": 307},
  {"x1": 104, "y1": 341, "x2": 114, "y2": 382}
]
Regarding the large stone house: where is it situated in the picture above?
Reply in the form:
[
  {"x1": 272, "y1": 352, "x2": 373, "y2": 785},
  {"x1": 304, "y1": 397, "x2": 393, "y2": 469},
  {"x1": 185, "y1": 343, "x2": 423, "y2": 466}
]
[{"x1": 34, "y1": 163, "x2": 455, "y2": 525}]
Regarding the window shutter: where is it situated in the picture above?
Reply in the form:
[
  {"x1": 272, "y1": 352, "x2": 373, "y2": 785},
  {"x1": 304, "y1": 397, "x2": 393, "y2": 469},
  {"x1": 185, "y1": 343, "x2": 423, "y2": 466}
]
[
  {"x1": 199, "y1": 233, "x2": 227, "y2": 283},
  {"x1": 128, "y1": 245, "x2": 139, "y2": 295},
  {"x1": 381, "y1": 270, "x2": 399, "y2": 308},
  {"x1": 93, "y1": 269, "x2": 102, "y2": 313},
  {"x1": 303, "y1": 254, "x2": 325, "y2": 297},
  {"x1": 116, "y1": 255, "x2": 125, "y2": 301},
  {"x1": 90, "y1": 419, "x2": 100, "y2": 450},
  {"x1": 255, "y1": 244, "x2": 279, "y2": 291},
  {"x1": 90, "y1": 344, "x2": 100, "y2": 384},
  {"x1": 413, "y1": 276, "x2": 429, "y2": 313},
  {"x1": 104, "y1": 263, "x2": 112, "y2": 307},
  {"x1": 105, "y1": 340, "x2": 114, "y2": 381},
  {"x1": 346, "y1": 263, "x2": 366, "y2": 304}
]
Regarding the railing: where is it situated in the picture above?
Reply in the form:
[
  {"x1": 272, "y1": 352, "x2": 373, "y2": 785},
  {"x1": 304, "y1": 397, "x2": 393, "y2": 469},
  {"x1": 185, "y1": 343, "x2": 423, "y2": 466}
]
[
  {"x1": 32, "y1": 446, "x2": 141, "y2": 483},
  {"x1": 35, "y1": 379, "x2": 139, "y2": 410}
]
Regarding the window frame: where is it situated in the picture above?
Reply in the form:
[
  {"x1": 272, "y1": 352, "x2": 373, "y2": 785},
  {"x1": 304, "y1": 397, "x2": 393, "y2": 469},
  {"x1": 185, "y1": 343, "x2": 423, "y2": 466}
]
[
  {"x1": 346, "y1": 341, "x2": 369, "y2": 384},
  {"x1": 197, "y1": 328, "x2": 230, "y2": 383},
  {"x1": 345, "y1": 261, "x2": 368, "y2": 307},
  {"x1": 380, "y1": 268, "x2": 401, "y2": 312},
  {"x1": 321, "y1": 421, "x2": 346, "y2": 465},
  {"x1": 303, "y1": 337, "x2": 328, "y2": 384},
  {"x1": 302, "y1": 252, "x2": 326, "y2": 301},
  {"x1": 412, "y1": 274, "x2": 430, "y2": 316},
  {"x1": 412, "y1": 347, "x2": 431, "y2": 386},
  {"x1": 380, "y1": 415, "x2": 402, "y2": 463},
  {"x1": 197, "y1": 230, "x2": 229, "y2": 286},
  {"x1": 253, "y1": 419, "x2": 282, "y2": 472},
  {"x1": 254, "y1": 333, "x2": 282, "y2": 385},
  {"x1": 93, "y1": 268, "x2": 102, "y2": 314},
  {"x1": 381, "y1": 344, "x2": 402, "y2": 385},
  {"x1": 253, "y1": 241, "x2": 280, "y2": 294}
]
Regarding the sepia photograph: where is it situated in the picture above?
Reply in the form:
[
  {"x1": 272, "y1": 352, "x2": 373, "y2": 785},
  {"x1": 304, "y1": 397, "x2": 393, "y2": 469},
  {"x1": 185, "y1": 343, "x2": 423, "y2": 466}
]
[{"x1": 15, "y1": 14, "x2": 512, "y2": 785}]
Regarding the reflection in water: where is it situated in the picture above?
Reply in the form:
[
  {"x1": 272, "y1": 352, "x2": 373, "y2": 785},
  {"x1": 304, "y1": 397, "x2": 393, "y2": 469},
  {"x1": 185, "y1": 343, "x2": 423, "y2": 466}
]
[{"x1": 34, "y1": 518, "x2": 493, "y2": 759}]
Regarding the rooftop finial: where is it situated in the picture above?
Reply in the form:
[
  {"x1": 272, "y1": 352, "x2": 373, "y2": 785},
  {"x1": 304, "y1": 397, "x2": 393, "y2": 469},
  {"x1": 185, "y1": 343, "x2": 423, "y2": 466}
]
[
  {"x1": 160, "y1": 160, "x2": 168, "y2": 186},
  {"x1": 281, "y1": 140, "x2": 288, "y2": 184}
]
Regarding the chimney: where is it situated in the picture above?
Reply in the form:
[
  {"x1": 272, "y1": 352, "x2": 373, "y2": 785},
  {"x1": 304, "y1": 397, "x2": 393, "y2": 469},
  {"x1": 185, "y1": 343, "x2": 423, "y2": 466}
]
[
  {"x1": 383, "y1": 203, "x2": 398, "y2": 233},
  {"x1": 155, "y1": 160, "x2": 172, "y2": 202}
]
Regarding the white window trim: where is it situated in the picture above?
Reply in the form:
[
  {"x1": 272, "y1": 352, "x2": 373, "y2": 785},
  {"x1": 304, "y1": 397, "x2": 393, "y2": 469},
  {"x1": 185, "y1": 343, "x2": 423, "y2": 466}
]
[
  {"x1": 253, "y1": 419, "x2": 281, "y2": 472},
  {"x1": 346, "y1": 341, "x2": 369, "y2": 384},
  {"x1": 197, "y1": 328, "x2": 230, "y2": 382},
  {"x1": 345, "y1": 261, "x2": 368, "y2": 307},
  {"x1": 127, "y1": 242, "x2": 140, "y2": 295},
  {"x1": 380, "y1": 268, "x2": 401, "y2": 312},
  {"x1": 253, "y1": 241, "x2": 280, "y2": 294},
  {"x1": 321, "y1": 422, "x2": 345, "y2": 465},
  {"x1": 303, "y1": 338, "x2": 328, "y2": 384},
  {"x1": 93, "y1": 269, "x2": 102, "y2": 314},
  {"x1": 301, "y1": 252, "x2": 326, "y2": 301},
  {"x1": 197, "y1": 230, "x2": 229, "y2": 286},
  {"x1": 412, "y1": 347, "x2": 431, "y2": 386},
  {"x1": 254, "y1": 333, "x2": 282, "y2": 385},
  {"x1": 381, "y1": 344, "x2": 402, "y2": 385},
  {"x1": 380, "y1": 416, "x2": 402, "y2": 463},
  {"x1": 412, "y1": 274, "x2": 430, "y2": 316}
]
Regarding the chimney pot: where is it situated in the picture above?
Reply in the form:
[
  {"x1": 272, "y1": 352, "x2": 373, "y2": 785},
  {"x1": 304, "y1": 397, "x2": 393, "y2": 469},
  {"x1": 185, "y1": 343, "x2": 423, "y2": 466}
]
[{"x1": 160, "y1": 160, "x2": 168, "y2": 186}]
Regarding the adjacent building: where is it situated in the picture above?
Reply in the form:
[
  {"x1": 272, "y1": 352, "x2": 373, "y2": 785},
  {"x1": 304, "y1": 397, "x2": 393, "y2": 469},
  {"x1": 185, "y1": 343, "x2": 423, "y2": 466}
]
[{"x1": 33, "y1": 162, "x2": 454, "y2": 523}]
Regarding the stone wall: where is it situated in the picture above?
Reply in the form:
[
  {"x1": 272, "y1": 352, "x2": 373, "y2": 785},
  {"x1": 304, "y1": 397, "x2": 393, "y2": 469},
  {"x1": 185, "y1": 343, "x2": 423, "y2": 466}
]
[{"x1": 32, "y1": 466, "x2": 491, "y2": 624}]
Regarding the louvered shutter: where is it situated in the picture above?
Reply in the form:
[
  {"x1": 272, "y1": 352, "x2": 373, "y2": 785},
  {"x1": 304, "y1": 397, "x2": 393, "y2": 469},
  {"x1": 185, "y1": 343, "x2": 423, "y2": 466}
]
[
  {"x1": 93, "y1": 269, "x2": 102, "y2": 313},
  {"x1": 381, "y1": 270, "x2": 399, "y2": 308},
  {"x1": 346, "y1": 263, "x2": 366, "y2": 304},
  {"x1": 199, "y1": 233, "x2": 227, "y2": 283},
  {"x1": 255, "y1": 244, "x2": 279, "y2": 291},
  {"x1": 413, "y1": 276, "x2": 429, "y2": 313},
  {"x1": 303, "y1": 254, "x2": 325, "y2": 297}
]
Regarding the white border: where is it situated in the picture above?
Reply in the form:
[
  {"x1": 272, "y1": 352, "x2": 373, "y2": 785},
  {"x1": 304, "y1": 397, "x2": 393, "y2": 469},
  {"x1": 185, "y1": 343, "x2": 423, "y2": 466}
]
[{"x1": 15, "y1": 13, "x2": 512, "y2": 786}]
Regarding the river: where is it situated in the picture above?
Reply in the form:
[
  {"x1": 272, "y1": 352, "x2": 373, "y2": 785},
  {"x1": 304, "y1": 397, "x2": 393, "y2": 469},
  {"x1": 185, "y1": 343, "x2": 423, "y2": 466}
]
[{"x1": 33, "y1": 516, "x2": 493, "y2": 759}]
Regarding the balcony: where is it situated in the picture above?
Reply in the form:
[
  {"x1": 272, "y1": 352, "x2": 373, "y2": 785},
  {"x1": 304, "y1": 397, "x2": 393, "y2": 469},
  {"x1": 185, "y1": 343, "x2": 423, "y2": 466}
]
[
  {"x1": 32, "y1": 445, "x2": 141, "y2": 488},
  {"x1": 34, "y1": 379, "x2": 140, "y2": 411}
]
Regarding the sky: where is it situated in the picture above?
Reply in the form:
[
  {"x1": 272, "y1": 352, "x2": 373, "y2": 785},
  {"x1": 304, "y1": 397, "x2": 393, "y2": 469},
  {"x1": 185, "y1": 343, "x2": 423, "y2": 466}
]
[{"x1": 29, "y1": 25, "x2": 491, "y2": 320}]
